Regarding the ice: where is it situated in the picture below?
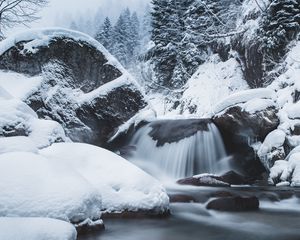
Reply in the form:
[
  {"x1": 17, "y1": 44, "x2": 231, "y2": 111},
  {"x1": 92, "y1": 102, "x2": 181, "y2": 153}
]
[{"x1": 0, "y1": 218, "x2": 77, "y2": 240}]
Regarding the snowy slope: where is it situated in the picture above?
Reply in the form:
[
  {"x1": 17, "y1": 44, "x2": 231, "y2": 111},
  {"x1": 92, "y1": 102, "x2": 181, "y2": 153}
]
[
  {"x1": 177, "y1": 55, "x2": 249, "y2": 117},
  {"x1": 0, "y1": 218, "x2": 77, "y2": 240}
]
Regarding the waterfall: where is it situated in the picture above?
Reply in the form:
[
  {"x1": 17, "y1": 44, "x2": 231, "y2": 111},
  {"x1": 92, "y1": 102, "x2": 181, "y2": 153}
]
[{"x1": 128, "y1": 119, "x2": 228, "y2": 179}]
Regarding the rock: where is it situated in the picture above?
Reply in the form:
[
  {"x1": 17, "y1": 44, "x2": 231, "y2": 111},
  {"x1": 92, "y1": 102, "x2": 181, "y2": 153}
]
[
  {"x1": 206, "y1": 196, "x2": 259, "y2": 212},
  {"x1": 0, "y1": 29, "x2": 147, "y2": 147},
  {"x1": 75, "y1": 219, "x2": 105, "y2": 235},
  {"x1": 177, "y1": 175, "x2": 230, "y2": 187},
  {"x1": 213, "y1": 105, "x2": 279, "y2": 177},
  {"x1": 220, "y1": 171, "x2": 252, "y2": 185},
  {"x1": 148, "y1": 119, "x2": 211, "y2": 147},
  {"x1": 169, "y1": 194, "x2": 196, "y2": 203},
  {"x1": 210, "y1": 191, "x2": 235, "y2": 198},
  {"x1": 177, "y1": 171, "x2": 251, "y2": 187}
]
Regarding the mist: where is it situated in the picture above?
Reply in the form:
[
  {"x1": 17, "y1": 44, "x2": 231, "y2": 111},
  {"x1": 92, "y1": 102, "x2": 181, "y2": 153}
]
[{"x1": 6, "y1": 0, "x2": 150, "y2": 36}]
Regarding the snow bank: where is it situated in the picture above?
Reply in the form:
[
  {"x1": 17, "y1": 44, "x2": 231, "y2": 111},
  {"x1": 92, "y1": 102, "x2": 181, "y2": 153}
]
[
  {"x1": 0, "y1": 71, "x2": 42, "y2": 100},
  {"x1": 40, "y1": 143, "x2": 169, "y2": 213},
  {"x1": 179, "y1": 56, "x2": 248, "y2": 117},
  {"x1": 0, "y1": 152, "x2": 102, "y2": 222},
  {"x1": 0, "y1": 137, "x2": 38, "y2": 154},
  {"x1": 0, "y1": 218, "x2": 77, "y2": 240},
  {"x1": 213, "y1": 88, "x2": 275, "y2": 114}
]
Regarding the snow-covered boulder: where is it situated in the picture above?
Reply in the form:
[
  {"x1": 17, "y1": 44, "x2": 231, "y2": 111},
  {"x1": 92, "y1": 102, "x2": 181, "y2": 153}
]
[
  {"x1": 0, "y1": 152, "x2": 102, "y2": 222},
  {"x1": 0, "y1": 218, "x2": 77, "y2": 240},
  {"x1": 0, "y1": 92, "x2": 67, "y2": 148},
  {"x1": 213, "y1": 97, "x2": 279, "y2": 177},
  {"x1": 213, "y1": 88, "x2": 275, "y2": 114},
  {"x1": 269, "y1": 153, "x2": 300, "y2": 187},
  {"x1": 40, "y1": 143, "x2": 169, "y2": 214},
  {"x1": 257, "y1": 129, "x2": 286, "y2": 169},
  {"x1": 0, "y1": 28, "x2": 147, "y2": 146}
]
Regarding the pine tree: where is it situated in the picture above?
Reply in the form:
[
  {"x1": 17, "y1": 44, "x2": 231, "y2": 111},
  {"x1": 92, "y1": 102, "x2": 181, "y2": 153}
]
[
  {"x1": 95, "y1": 17, "x2": 113, "y2": 50},
  {"x1": 111, "y1": 9, "x2": 132, "y2": 66},
  {"x1": 261, "y1": 0, "x2": 300, "y2": 70}
]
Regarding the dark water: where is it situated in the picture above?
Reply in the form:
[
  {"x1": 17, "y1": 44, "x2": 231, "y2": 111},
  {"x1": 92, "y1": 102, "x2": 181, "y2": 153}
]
[{"x1": 79, "y1": 186, "x2": 300, "y2": 240}]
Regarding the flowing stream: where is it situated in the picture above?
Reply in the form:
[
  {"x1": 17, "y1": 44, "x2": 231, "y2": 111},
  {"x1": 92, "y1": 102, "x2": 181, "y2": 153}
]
[
  {"x1": 129, "y1": 119, "x2": 228, "y2": 179},
  {"x1": 80, "y1": 118, "x2": 300, "y2": 240}
]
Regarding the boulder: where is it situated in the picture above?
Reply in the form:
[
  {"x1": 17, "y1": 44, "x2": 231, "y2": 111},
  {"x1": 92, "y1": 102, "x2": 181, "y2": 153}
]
[
  {"x1": 177, "y1": 174, "x2": 230, "y2": 187},
  {"x1": 206, "y1": 196, "x2": 259, "y2": 212},
  {"x1": 169, "y1": 194, "x2": 196, "y2": 203},
  {"x1": 0, "y1": 28, "x2": 147, "y2": 147},
  {"x1": 213, "y1": 105, "x2": 279, "y2": 177},
  {"x1": 177, "y1": 171, "x2": 251, "y2": 187}
]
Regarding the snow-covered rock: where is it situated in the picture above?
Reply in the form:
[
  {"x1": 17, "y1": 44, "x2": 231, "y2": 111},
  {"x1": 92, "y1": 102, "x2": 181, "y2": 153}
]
[
  {"x1": 257, "y1": 130, "x2": 286, "y2": 168},
  {"x1": 40, "y1": 143, "x2": 169, "y2": 214},
  {"x1": 0, "y1": 28, "x2": 147, "y2": 147},
  {"x1": 213, "y1": 101, "x2": 279, "y2": 176},
  {"x1": 213, "y1": 88, "x2": 275, "y2": 114},
  {"x1": 0, "y1": 218, "x2": 77, "y2": 240},
  {"x1": 0, "y1": 152, "x2": 102, "y2": 222},
  {"x1": 0, "y1": 94, "x2": 67, "y2": 147}
]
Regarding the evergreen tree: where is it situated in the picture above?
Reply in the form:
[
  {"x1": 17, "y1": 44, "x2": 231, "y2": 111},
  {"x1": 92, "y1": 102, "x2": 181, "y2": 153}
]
[
  {"x1": 261, "y1": 0, "x2": 300, "y2": 70},
  {"x1": 95, "y1": 17, "x2": 113, "y2": 50},
  {"x1": 111, "y1": 9, "x2": 132, "y2": 66}
]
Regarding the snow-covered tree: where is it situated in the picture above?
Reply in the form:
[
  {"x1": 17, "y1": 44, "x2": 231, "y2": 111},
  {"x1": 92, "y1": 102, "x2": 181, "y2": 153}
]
[
  {"x1": 95, "y1": 17, "x2": 113, "y2": 50},
  {"x1": 260, "y1": 0, "x2": 300, "y2": 71}
]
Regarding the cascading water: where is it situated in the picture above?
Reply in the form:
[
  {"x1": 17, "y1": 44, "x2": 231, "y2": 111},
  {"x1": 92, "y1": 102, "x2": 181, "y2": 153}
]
[{"x1": 128, "y1": 119, "x2": 228, "y2": 179}]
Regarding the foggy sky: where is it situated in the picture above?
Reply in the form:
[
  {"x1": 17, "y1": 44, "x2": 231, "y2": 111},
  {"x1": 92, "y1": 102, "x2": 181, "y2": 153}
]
[{"x1": 7, "y1": 0, "x2": 150, "y2": 35}]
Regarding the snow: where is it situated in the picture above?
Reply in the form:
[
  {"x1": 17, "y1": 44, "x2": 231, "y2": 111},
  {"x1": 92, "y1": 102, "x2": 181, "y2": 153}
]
[
  {"x1": 268, "y1": 160, "x2": 288, "y2": 185},
  {"x1": 285, "y1": 103, "x2": 300, "y2": 120},
  {"x1": 213, "y1": 88, "x2": 275, "y2": 114},
  {"x1": 78, "y1": 73, "x2": 139, "y2": 104},
  {"x1": 285, "y1": 153, "x2": 300, "y2": 187},
  {"x1": 0, "y1": 152, "x2": 102, "y2": 222},
  {"x1": 40, "y1": 143, "x2": 169, "y2": 213},
  {"x1": 178, "y1": 55, "x2": 248, "y2": 117},
  {"x1": 0, "y1": 98, "x2": 37, "y2": 133},
  {"x1": 243, "y1": 98, "x2": 275, "y2": 114},
  {"x1": 0, "y1": 218, "x2": 77, "y2": 240},
  {"x1": 0, "y1": 71, "x2": 42, "y2": 100},
  {"x1": 0, "y1": 136, "x2": 38, "y2": 154},
  {"x1": 257, "y1": 130, "x2": 286, "y2": 157},
  {"x1": 0, "y1": 96, "x2": 67, "y2": 149}
]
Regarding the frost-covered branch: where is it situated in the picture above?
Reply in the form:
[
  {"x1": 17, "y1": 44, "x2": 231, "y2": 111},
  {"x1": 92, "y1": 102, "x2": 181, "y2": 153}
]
[{"x1": 0, "y1": 0, "x2": 48, "y2": 39}]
